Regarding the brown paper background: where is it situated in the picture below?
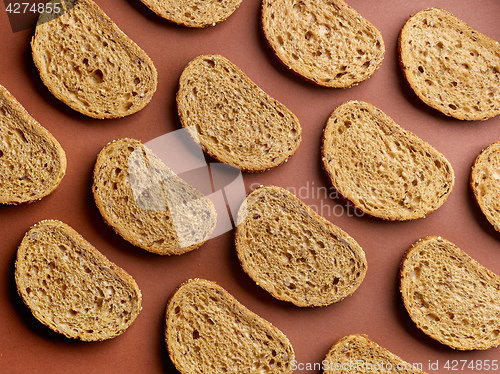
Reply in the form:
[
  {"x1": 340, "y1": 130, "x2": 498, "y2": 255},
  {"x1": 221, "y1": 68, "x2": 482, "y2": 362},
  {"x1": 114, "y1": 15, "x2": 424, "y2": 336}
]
[{"x1": 1, "y1": 0, "x2": 500, "y2": 373}]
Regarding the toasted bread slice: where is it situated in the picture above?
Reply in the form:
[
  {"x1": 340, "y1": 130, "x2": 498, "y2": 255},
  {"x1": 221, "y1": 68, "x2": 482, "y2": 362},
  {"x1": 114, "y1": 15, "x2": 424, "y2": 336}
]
[
  {"x1": 15, "y1": 220, "x2": 142, "y2": 341},
  {"x1": 399, "y1": 236, "x2": 500, "y2": 350},
  {"x1": 235, "y1": 185, "x2": 367, "y2": 307},
  {"x1": 165, "y1": 278, "x2": 295, "y2": 374},
  {"x1": 323, "y1": 334, "x2": 428, "y2": 373},
  {"x1": 176, "y1": 54, "x2": 301, "y2": 172},
  {"x1": 471, "y1": 142, "x2": 500, "y2": 232},
  {"x1": 261, "y1": 0, "x2": 385, "y2": 88},
  {"x1": 138, "y1": 0, "x2": 242, "y2": 28},
  {"x1": 321, "y1": 100, "x2": 454, "y2": 221},
  {"x1": 31, "y1": 0, "x2": 157, "y2": 119},
  {"x1": 0, "y1": 84, "x2": 66, "y2": 205},
  {"x1": 399, "y1": 8, "x2": 500, "y2": 121},
  {"x1": 92, "y1": 138, "x2": 216, "y2": 255}
]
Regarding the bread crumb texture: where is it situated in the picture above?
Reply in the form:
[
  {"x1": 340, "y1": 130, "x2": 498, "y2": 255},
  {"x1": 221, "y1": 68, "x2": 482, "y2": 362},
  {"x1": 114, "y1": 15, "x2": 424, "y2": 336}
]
[
  {"x1": 261, "y1": 0, "x2": 385, "y2": 88},
  {"x1": 399, "y1": 8, "x2": 500, "y2": 120},
  {"x1": 138, "y1": 0, "x2": 242, "y2": 27},
  {"x1": 176, "y1": 54, "x2": 301, "y2": 172},
  {"x1": 0, "y1": 85, "x2": 66, "y2": 205},
  {"x1": 323, "y1": 334, "x2": 428, "y2": 374},
  {"x1": 92, "y1": 138, "x2": 216, "y2": 255},
  {"x1": 14, "y1": 220, "x2": 142, "y2": 341},
  {"x1": 471, "y1": 142, "x2": 500, "y2": 232},
  {"x1": 235, "y1": 185, "x2": 367, "y2": 307},
  {"x1": 31, "y1": 0, "x2": 157, "y2": 119},
  {"x1": 400, "y1": 236, "x2": 500, "y2": 350},
  {"x1": 322, "y1": 100, "x2": 454, "y2": 221},
  {"x1": 165, "y1": 278, "x2": 295, "y2": 374}
]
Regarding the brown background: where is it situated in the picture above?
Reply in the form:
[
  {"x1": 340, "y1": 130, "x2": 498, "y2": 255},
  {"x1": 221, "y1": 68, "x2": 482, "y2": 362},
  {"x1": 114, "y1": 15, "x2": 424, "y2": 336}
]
[{"x1": 1, "y1": 0, "x2": 500, "y2": 373}]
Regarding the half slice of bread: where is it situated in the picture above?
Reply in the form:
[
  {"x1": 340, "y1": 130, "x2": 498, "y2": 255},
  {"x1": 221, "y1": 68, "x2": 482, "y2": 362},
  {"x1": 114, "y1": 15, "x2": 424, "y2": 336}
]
[
  {"x1": 138, "y1": 0, "x2": 242, "y2": 28},
  {"x1": 399, "y1": 8, "x2": 500, "y2": 121},
  {"x1": 165, "y1": 278, "x2": 295, "y2": 374},
  {"x1": 321, "y1": 100, "x2": 454, "y2": 221},
  {"x1": 0, "y1": 84, "x2": 66, "y2": 205},
  {"x1": 92, "y1": 138, "x2": 216, "y2": 255},
  {"x1": 235, "y1": 185, "x2": 367, "y2": 307},
  {"x1": 399, "y1": 236, "x2": 500, "y2": 350},
  {"x1": 176, "y1": 54, "x2": 302, "y2": 172},
  {"x1": 15, "y1": 220, "x2": 142, "y2": 341},
  {"x1": 31, "y1": 0, "x2": 157, "y2": 119},
  {"x1": 261, "y1": 0, "x2": 385, "y2": 88},
  {"x1": 471, "y1": 142, "x2": 500, "y2": 232},
  {"x1": 323, "y1": 334, "x2": 428, "y2": 373}
]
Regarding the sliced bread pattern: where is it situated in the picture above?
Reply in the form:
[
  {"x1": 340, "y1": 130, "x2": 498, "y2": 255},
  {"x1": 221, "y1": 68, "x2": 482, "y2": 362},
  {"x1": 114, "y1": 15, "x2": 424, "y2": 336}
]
[
  {"x1": 261, "y1": 0, "x2": 385, "y2": 88},
  {"x1": 323, "y1": 334, "x2": 428, "y2": 373},
  {"x1": 138, "y1": 0, "x2": 242, "y2": 28},
  {"x1": 15, "y1": 220, "x2": 142, "y2": 341},
  {"x1": 470, "y1": 142, "x2": 500, "y2": 232},
  {"x1": 92, "y1": 138, "x2": 216, "y2": 255},
  {"x1": 235, "y1": 185, "x2": 367, "y2": 307},
  {"x1": 321, "y1": 100, "x2": 454, "y2": 221},
  {"x1": 31, "y1": 0, "x2": 157, "y2": 119},
  {"x1": 165, "y1": 278, "x2": 295, "y2": 374},
  {"x1": 399, "y1": 8, "x2": 500, "y2": 120},
  {"x1": 176, "y1": 54, "x2": 302, "y2": 172},
  {"x1": 0, "y1": 84, "x2": 66, "y2": 205},
  {"x1": 399, "y1": 236, "x2": 500, "y2": 350}
]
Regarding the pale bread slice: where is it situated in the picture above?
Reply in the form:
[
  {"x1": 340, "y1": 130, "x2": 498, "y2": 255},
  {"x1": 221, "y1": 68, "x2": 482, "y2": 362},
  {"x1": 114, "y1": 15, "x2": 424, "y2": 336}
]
[
  {"x1": 399, "y1": 8, "x2": 500, "y2": 120},
  {"x1": 165, "y1": 278, "x2": 295, "y2": 374},
  {"x1": 321, "y1": 100, "x2": 454, "y2": 221},
  {"x1": 138, "y1": 0, "x2": 242, "y2": 28},
  {"x1": 92, "y1": 138, "x2": 216, "y2": 255},
  {"x1": 323, "y1": 334, "x2": 428, "y2": 373},
  {"x1": 31, "y1": 0, "x2": 157, "y2": 119},
  {"x1": 0, "y1": 84, "x2": 66, "y2": 205},
  {"x1": 399, "y1": 236, "x2": 500, "y2": 350},
  {"x1": 470, "y1": 142, "x2": 500, "y2": 232},
  {"x1": 176, "y1": 54, "x2": 301, "y2": 172},
  {"x1": 261, "y1": 0, "x2": 385, "y2": 88},
  {"x1": 235, "y1": 185, "x2": 367, "y2": 307},
  {"x1": 15, "y1": 220, "x2": 142, "y2": 341}
]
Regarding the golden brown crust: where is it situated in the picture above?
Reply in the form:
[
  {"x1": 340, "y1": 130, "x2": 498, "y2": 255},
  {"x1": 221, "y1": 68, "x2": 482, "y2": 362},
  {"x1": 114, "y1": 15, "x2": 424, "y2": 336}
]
[
  {"x1": 0, "y1": 84, "x2": 66, "y2": 205},
  {"x1": 398, "y1": 8, "x2": 500, "y2": 121}
]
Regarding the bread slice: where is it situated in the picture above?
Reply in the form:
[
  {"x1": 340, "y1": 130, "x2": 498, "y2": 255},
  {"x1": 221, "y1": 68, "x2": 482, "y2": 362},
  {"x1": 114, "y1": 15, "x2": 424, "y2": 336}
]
[
  {"x1": 92, "y1": 138, "x2": 216, "y2": 255},
  {"x1": 165, "y1": 278, "x2": 295, "y2": 374},
  {"x1": 0, "y1": 84, "x2": 66, "y2": 205},
  {"x1": 15, "y1": 220, "x2": 142, "y2": 341},
  {"x1": 138, "y1": 0, "x2": 242, "y2": 28},
  {"x1": 399, "y1": 8, "x2": 500, "y2": 121},
  {"x1": 470, "y1": 142, "x2": 500, "y2": 232},
  {"x1": 235, "y1": 185, "x2": 367, "y2": 307},
  {"x1": 176, "y1": 54, "x2": 301, "y2": 172},
  {"x1": 321, "y1": 100, "x2": 454, "y2": 221},
  {"x1": 31, "y1": 0, "x2": 157, "y2": 119},
  {"x1": 399, "y1": 236, "x2": 500, "y2": 350},
  {"x1": 323, "y1": 334, "x2": 428, "y2": 373},
  {"x1": 261, "y1": 0, "x2": 385, "y2": 88}
]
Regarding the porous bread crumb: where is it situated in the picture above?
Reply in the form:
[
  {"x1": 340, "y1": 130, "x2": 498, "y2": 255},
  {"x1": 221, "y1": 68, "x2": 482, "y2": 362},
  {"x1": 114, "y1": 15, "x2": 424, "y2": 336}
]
[{"x1": 399, "y1": 8, "x2": 500, "y2": 120}]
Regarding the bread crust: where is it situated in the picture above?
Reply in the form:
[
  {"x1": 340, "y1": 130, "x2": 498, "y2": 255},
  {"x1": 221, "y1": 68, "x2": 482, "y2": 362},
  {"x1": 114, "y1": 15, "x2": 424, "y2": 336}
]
[
  {"x1": 399, "y1": 236, "x2": 500, "y2": 350},
  {"x1": 470, "y1": 142, "x2": 500, "y2": 232},
  {"x1": 15, "y1": 220, "x2": 142, "y2": 341},
  {"x1": 321, "y1": 100, "x2": 454, "y2": 221},
  {"x1": 165, "y1": 278, "x2": 295, "y2": 374},
  {"x1": 235, "y1": 185, "x2": 367, "y2": 307},
  {"x1": 176, "y1": 54, "x2": 302, "y2": 172},
  {"x1": 0, "y1": 84, "x2": 66, "y2": 205},
  {"x1": 261, "y1": 0, "x2": 385, "y2": 88},
  {"x1": 31, "y1": 0, "x2": 157, "y2": 119},
  {"x1": 398, "y1": 8, "x2": 500, "y2": 121}
]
